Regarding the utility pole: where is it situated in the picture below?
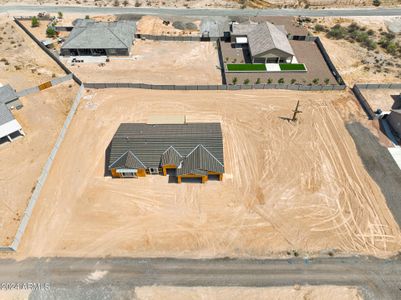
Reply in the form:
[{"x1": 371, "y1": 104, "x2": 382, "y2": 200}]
[{"x1": 291, "y1": 100, "x2": 302, "y2": 122}]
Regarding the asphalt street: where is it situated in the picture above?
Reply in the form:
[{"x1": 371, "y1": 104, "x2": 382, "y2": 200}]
[
  {"x1": 0, "y1": 5, "x2": 401, "y2": 17},
  {"x1": 0, "y1": 256, "x2": 401, "y2": 299}
]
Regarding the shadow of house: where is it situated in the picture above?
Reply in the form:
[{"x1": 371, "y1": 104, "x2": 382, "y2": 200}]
[
  {"x1": 390, "y1": 94, "x2": 401, "y2": 109},
  {"x1": 104, "y1": 141, "x2": 112, "y2": 177}
]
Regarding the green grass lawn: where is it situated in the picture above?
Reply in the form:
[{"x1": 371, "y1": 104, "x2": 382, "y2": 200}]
[
  {"x1": 279, "y1": 64, "x2": 306, "y2": 71},
  {"x1": 226, "y1": 64, "x2": 266, "y2": 71}
]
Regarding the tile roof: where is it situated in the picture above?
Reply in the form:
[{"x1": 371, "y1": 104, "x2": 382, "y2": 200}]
[
  {"x1": 62, "y1": 20, "x2": 136, "y2": 50},
  {"x1": 176, "y1": 144, "x2": 224, "y2": 176},
  {"x1": 109, "y1": 150, "x2": 146, "y2": 169},
  {"x1": 108, "y1": 123, "x2": 224, "y2": 175}
]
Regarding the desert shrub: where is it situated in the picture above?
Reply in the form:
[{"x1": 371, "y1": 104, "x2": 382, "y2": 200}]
[
  {"x1": 255, "y1": 78, "x2": 260, "y2": 84},
  {"x1": 373, "y1": 0, "x2": 381, "y2": 6},
  {"x1": 326, "y1": 24, "x2": 346, "y2": 39},
  {"x1": 243, "y1": 79, "x2": 250, "y2": 84},
  {"x1": 232, "y1": 77, "x2": 237, "y2": 85},
  {"x1": 46, "y1": 27, "x2": 57, "y2": 37},
  {"x1": 314, "y1": 24, "x2": 325, "y2": 32},
  {"x1": 278, "y1": 78, "x2": 284, "y2": 84},
  {"x1": 31, "y1": 16, "x2": 39, "y2": 28}
]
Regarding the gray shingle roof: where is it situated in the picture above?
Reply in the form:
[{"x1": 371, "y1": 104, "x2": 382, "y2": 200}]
[
  {"x1": 0, "y1": 85, "x2": 18, "y2": 105},
  {"x1": 108, "y1": 123, "x2": 224, "y2": 175},
  {"x1": 248, "y1": 22, "x2": 294, "y2": 57},
  {"x1": 232, "y1": 21, "x2": 294, "y2": 57},
  {"x1": 0, "y1": 104, "x2": 14, "y2": 126},
  {"x1": 0, "y1": 85, "x2": 18, "y2": 126},
  {"x1": 62, "y1": 20, "x2": 136, "y2": 50}
]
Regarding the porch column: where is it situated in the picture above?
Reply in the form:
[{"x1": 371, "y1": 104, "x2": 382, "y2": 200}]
[
  {"x1": 219, "y1": 174, "x2": 223, "y2": 181},
  {"x1": 177, "y1": 176, "x2": 182, "y2": 184}
]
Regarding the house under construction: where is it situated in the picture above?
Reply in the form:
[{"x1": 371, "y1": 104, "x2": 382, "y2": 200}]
[{"x1": 108, "y1": 123, "x2": 224, "y2": 183}]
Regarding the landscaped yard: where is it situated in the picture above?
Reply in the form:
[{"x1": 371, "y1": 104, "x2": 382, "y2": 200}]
[
  {"x1": 226, "y1": 63, "x2": 306, "y2": 72},
  {"x1": 279, "y1": 64, "x2": 307, "y2": 71},
  {"x1": 227, "y1": 64, "x2": 266, "y2": 71}
]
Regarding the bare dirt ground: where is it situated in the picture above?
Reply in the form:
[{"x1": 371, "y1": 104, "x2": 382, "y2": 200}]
[
  {"x1": 67, "y1": 40, "x2": 222, "y2": 84},
  {"x1": 135, "y1": 286, "x2": 363, "y2": 300},
  {"x1": 360, "y1": 88, "x2": 401, "y2": 112},
  {"x1": 0, "y1": 15, "x2": 64, "y2": 90},
  {"x1": 307, "y1": 17, "x2": 401, "y2": 86},
  {"x1": 137, "y1": 16, "x2": 200, "y2": 36},
  {"x1": 9, "y1": 88, "x2": 401, "y2": 259},
  {"x1": 0, "y1": 82, "x2": 78, "y2": 246}
]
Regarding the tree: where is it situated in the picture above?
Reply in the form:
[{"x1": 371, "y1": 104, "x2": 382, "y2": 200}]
[
  {"x1": 113, "y1": 0, "x2": 120, "y2": 6},
  {"x1": 46, "y1": 27, "x2": 57, "y2": 37},
  {"x1": 31, "y1": 16, "x2": 39, "y2": 28},
  {"x1": 278, "y1": 78, "x2": 285, "y2": 84},
  {"x1": 232, "y1": 77, "x2": 238, "y2": 85},
  {"x1": 85, "y1": 15, "x2": 90, "y2": 19},
  {"x1": 291, "y1": 79, "x2": 296, "y2": 84},
  {"x1": 255, "y1": 78, "x2": 261, "y2": 84},
  {"x1": 58, "y1": 11, "x2": 63, "y2": 19},
  {"x1": 244, "y1": 79, "x2": 250, "y2": 84},
  {"x1": 123, "y1": 0, "x2": 129, "y2": 6},
  {"x1": 312, "y1": 78, "x2": 319, "y2": 85},
  {"x1": 324, "y1": 78, "x2": 330, "y2": 85},
  {"x1": 267, "y1": 78, "x2": 272, "y2": 84}
]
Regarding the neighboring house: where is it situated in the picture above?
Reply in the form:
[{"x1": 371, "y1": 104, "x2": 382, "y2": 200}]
[
  {"x1": 230, "y1": 21, "x2": 295, "y2": 64},
  {"x1": 60, "y1": 19, "x2": 136, "y2": 56},
  {"x1": 108, "y1": 123, "x2": 224, "y2": 183},
  {"x1": 388, "y1": 109, "x2": 401, "y2": 139},
  {"x1": 0, "y1": 85, "x2": 24, "y2": 142}
]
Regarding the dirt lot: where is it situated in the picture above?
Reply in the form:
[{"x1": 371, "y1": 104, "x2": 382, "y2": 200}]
[
  {"x1": 359, "y1": 88, "x2": 401, "y2": 112},
  {"x1": 221, "y1": 40, "x2": 337, "y2": 85},
  {"x1": 67, "y1": 40, "x2": 222, "y2": 84},
  {"x1": 0, "y1": 82, "x2": 78, "y2": 246},
  {"x1": 308, "y1": 17, "x2": 401, "y2": 86},
  {"x1": 0, "y1": 16, "x2": 64, "y2": 90},
  {"x1": 9, "y1": 88, "x2": 400, "y2": 259},
  {"x1": 135, "y1": 286, "x2": 362, "y2": 300},
  {"x1": 137, "y1": 16, "x2": 200, "y2": 36}
]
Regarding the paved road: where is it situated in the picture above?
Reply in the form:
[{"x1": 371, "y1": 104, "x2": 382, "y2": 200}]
[
  {"x1": 1, "y1": 5, "x2": 401, "y2": 17},
  {"x1": 0, "y1": 256, "x2": 401, "y2": 299}
]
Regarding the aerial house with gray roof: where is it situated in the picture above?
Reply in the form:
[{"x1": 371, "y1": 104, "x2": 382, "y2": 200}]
[
  {"x1": 0, "y1": 85, "x2": 25, "y2": 143},
  {"x1": 230, "y1": 21, "x2": 295, "y2": 64},
  {"x1": 60, "y1": 19, "x2": 136, "y2": 56},
  {"x1": 108, "y1": 123, "x2": 224, "y2": 183}
]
